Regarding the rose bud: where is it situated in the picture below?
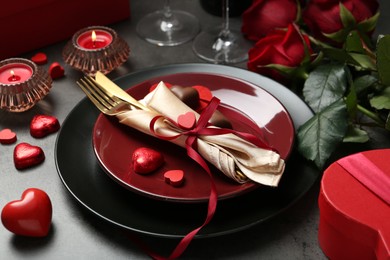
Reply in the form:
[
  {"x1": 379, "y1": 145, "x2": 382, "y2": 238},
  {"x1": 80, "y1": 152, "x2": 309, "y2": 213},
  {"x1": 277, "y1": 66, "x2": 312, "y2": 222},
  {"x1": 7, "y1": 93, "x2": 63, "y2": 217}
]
[{"x1": 241, "y1": 0, "x2": 300, "y2": 41}]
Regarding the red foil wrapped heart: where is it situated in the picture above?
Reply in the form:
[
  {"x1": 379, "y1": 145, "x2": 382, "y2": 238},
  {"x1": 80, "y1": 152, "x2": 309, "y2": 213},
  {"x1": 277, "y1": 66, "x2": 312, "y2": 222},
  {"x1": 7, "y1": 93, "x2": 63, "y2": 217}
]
[
  {"x1": 0, "y1": 128, "x2": 17, "y2": 144},
  {"x1": 132, "y1": 147, "x2": 164, "y2": 174},
  {"x1": 13, "y1": 143, "x2": 45, "y2": 170},
  {"x1": 30, "y1": 114, "x2": 60, "y2": 138},
  {"x1": 1, "y1": 188, "x2": 52, "y2": 237}
]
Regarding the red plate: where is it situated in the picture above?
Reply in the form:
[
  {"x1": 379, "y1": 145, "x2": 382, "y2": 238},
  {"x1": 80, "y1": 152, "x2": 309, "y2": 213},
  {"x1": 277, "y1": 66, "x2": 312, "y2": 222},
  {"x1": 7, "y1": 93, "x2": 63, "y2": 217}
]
[{"x1": 92, "y1": 73, "x2": 294, "y2": 202}]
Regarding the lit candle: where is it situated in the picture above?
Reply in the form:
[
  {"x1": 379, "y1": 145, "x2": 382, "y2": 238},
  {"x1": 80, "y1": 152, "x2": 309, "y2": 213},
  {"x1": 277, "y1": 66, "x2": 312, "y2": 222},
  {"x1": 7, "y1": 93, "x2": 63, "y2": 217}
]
[
  {"x1": 0, "y1": 62, "x2": 33, "y2": 84},
  {"x1": 0, "y1": 58, "x2": 52, "y2": 112},
  {"x1": 63, "y1": 26, "x2": 130, "y2": 76},
  {"x1": 77, "y1": 29, "x2": 113, "y2": 50}
]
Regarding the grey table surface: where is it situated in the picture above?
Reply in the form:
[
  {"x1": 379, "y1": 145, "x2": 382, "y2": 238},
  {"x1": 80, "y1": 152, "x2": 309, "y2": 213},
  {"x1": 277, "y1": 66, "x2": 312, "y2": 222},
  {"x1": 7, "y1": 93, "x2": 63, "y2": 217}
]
[{"x1": 1, "y1": 0, "x2": 389, "y2": 259}]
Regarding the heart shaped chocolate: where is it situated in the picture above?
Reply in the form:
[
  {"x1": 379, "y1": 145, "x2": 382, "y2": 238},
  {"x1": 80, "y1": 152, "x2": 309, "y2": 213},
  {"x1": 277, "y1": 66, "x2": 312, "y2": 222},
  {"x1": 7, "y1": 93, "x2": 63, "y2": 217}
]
[
  {"x1": 49, "y1": 62, "x2": 65, "y2": 79},
  {"x1": 164, "y1": 170, "x2": 185, "y2": 187},
  {"x1": 171, "y1": 85, "x2": 200, "y2": 110},
  {"x1": 14, "y1": 143, "x2": 45, "y2": 170},
  {"x1": 132, "y1": 147, "x2": 164, "y2": 174},
  {"x1": 0, "y1": 128, "x2": 17, "y2": 144},
  {"x1": 177, "y1": 112, "x2": 196, "y2": 130},
  {"x1": 30, "y1": 114, "x2": 60, "y2": 138},
  {"x1": 1, "y1": 188, "x2": 52, "y2": 237},
  {"x1": 31, "y1": 52, "x2": 48, "y2": 65}
]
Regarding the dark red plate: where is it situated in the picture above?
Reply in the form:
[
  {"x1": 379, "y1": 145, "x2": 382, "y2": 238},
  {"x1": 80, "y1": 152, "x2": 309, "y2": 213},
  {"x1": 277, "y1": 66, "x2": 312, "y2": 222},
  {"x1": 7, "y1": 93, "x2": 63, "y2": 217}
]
[{"x1": 92, "y1": 73, "x2": 294, "y2": 202}]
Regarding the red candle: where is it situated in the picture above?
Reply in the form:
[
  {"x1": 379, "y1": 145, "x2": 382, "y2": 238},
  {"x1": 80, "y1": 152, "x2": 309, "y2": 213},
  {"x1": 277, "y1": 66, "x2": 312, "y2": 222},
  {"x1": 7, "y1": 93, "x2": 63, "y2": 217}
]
[
  {"x1": 77, "y1": 29, "x2": 113, "y2": 50},
  {"x1": 0, "y1": 63, "x2": 33, "y2": 84}
]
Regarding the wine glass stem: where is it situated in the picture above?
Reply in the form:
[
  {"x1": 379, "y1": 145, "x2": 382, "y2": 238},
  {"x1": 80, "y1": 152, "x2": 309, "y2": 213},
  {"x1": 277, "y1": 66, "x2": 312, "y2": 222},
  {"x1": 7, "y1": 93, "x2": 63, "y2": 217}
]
[
  {"x1": 221, "y1": 0, "x2": 230, "y2": 37},
  {"x1": 163, "y1": 0, "x2": 172, "y2": 19}
]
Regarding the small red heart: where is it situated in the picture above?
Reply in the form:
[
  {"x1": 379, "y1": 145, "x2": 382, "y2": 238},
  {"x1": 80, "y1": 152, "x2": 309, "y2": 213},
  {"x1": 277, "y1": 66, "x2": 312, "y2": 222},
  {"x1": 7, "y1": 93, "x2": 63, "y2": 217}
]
[
  {"x1": 0, "y1": 128, "x2": 17, "y2": 144},
  {"x1": 1, "y1": 188, "x2": 52, "y2": 237},
  {"x1": 177, "y1": 112, "x2": 196, "y2": 130},
  {"x1": 31, "y1": 52, "x2": 48, "y2": 65},
  {"x1": 14, "y1": 143, "x2": 45, "y2": 170},
  {"x1": 30, "y1": 114, "x2": 60, "y2": 138},
  {"x1": 132, "y1": 147, "x2": 164, "y2": 174},
  {"x1": 192, "y1": 85, "x2": 213, "y2": 111},
  {"x1": 164, "y1": 170, "x2": 185, "y2": 187},
  {"x1": 49, "y1": 62, "x2": 65, "y2": 79}
]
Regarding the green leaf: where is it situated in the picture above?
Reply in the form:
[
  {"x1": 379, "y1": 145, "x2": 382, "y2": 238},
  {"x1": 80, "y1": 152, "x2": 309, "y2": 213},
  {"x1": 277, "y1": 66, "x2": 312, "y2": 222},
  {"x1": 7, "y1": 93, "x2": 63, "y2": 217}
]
[
  {"x1": 339, "y1": 3, "x2": 356, "y2": 29},
  {"x1": 376, "y1": 35, "x2": 390, "y2": 86},
  {"x1": 303, "y1": 64, "x2": 347, "y2": 113},
  {"x1": 343, "y1": 125, "x2": 369, "y2": 143},
  {"x1": 369, "y1": 86, "x2": 390, "y2": 109},
  {"x1": 354, "y1": 75, "x2": 377, "y2": 94},
  {"x1": 297, "y1": 99, "x2": 348, "y2": 169},
  {"x1": 348, "y1": 53, "x2": 376, "y2": 70}
]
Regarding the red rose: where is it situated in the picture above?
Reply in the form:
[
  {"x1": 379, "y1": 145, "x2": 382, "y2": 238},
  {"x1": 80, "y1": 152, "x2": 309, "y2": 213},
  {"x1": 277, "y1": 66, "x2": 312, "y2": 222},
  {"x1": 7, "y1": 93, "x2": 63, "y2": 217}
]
[
  {"x1": 241, "y1": 0, "x2": 299, "y2": 41},
  {"x1": 247, "y1": 24, "x2": 312, "y2": 82},
  {"x1": 303, "y1": 0, "x2": 379, "y2": 43}
]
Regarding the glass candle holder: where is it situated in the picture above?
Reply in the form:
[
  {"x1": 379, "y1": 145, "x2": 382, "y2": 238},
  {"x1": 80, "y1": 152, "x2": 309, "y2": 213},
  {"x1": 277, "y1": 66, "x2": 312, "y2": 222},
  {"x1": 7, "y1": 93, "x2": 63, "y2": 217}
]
[
  {"x1": 0, "y1": 58, "x2": 52, "y2": 112},
  {"x1": 62, "y1": 26, "x2": 130, "y2": 76}
]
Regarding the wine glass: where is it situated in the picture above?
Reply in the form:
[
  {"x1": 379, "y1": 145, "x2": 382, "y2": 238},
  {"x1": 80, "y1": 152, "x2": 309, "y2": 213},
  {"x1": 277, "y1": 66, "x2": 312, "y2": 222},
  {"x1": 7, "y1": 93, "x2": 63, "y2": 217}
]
[
  {"x1": 192, "y1": 0, "x2": 252, "y2": 64},
  {"x1": 136, "y1": 0, "x2": 200, "y2": 46}
]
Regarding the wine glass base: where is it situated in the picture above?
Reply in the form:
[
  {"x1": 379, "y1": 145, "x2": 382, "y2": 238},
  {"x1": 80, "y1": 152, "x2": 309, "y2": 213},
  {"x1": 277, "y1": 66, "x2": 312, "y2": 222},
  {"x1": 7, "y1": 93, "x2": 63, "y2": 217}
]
[
  {"x1": 192, "y1": 29, "x2": 252, "y2": 64},
  {"x1": 136, "y1": 10, "x2": 200, "y2": 46}
]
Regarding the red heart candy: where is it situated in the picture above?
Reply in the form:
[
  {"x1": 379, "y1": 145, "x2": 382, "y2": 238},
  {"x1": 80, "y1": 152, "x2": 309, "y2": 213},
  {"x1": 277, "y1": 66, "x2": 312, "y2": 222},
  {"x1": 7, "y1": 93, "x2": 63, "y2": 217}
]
[
  {"x1": 31, "y1": 52, "x2": 48, "y2": 65},
  {"x1": 0, "y1": 128, "x2": 17, "y2": 144},
  {"x1": 30, "y1": 114, "x2": 60, "y2": 138},
  {"x1": 164, "y1": 170, "x2": 185, "y2": 187},
  {"x1": 132, "y1": 147, "x2": 164, "y2": 174},
  {"x1": 177, "y1": 112, "x2": 196, "y2": 130},
  {"x1": 1, "y1": 188, "x2": 52, "y2": 237},
  {"x1": 14, "y1": 143, "x2": 45, "y2": 170},
  {"x1": 192, "y1": 85, "x2": 213, "y2": 111},
  {"x1": 49, "y1": 62, "x2": 65, "y2": 79}
]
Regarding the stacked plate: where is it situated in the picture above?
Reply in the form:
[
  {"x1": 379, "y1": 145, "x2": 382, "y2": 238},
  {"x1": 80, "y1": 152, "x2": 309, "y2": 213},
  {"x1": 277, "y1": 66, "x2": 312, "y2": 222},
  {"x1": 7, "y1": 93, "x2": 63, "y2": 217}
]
[{"x1": 55, "y1": 64, "x2": 318, "y2": 238}]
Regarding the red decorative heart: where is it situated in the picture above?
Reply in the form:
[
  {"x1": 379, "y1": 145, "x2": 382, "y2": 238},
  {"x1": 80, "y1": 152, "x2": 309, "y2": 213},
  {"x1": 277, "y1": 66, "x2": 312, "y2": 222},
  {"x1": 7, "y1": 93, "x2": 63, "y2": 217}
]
[
  {"x1": 49, "y1": 62, "x2": 65, "y2": 79},
  {"x1": 164, "y1": 170, "x2": 185, "y2": 187},
  {"x1": 192, "y1": 85, "x2": 213, "y2": 110},
  {"x1": 177, "y1": 112, "x2": 196, "y2": 130},
  {"x1": 30, "y1": 114, "x2": 60, "y2": 138},
  {"x1": 1, "y1": 188, "x2": 52, "y2": 237},
  {"x1": 0, "y1": 128, "x2": 17, "y2": 144},
  {"x1": 132, "y1": 147, "x2": 164, "y2": 174},
  {"x1": 14, "y1": 143, "x2": 45, "y2": 170},
  {"x1": 31, "y1": 52, "x2": 48, "y2": 65}
]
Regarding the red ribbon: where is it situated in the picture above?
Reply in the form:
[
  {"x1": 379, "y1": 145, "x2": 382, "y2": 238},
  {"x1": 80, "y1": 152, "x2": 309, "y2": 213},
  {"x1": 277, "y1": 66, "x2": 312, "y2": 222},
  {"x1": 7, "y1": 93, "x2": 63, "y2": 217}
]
[
  {"x1": 147, "y1": 97, "x2": 272, "y2": 259},
  {"x1": 337, "y1": 153, "x2": 390, "y2": 205}
]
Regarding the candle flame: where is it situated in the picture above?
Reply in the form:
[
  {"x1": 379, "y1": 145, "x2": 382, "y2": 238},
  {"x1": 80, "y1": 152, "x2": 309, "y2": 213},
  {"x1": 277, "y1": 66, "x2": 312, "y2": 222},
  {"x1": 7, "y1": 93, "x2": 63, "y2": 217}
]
[
  {"x1": 10, "y1": 70, "x2": 15, "y2": 77},
  {"x1": 91, "y1": 30, "x2": 97, "y2": 42}
]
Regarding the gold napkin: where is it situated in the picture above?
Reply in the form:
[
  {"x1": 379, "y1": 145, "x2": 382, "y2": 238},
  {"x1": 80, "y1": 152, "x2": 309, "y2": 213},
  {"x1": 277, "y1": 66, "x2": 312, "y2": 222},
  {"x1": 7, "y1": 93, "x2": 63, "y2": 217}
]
[{"x1": 116, "y1": 82, "x2": 285, "y2": 187}]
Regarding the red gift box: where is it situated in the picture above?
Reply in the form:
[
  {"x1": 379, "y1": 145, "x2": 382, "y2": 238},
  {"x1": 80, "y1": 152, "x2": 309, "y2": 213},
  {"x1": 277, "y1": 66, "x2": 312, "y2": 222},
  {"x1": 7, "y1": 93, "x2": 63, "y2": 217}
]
[
  {"x1": 0, "y1": 0, "x2": 130, "y2": 60},
  {"x1": 318, "y1": 149, "x2": 390, "y2": 260}
]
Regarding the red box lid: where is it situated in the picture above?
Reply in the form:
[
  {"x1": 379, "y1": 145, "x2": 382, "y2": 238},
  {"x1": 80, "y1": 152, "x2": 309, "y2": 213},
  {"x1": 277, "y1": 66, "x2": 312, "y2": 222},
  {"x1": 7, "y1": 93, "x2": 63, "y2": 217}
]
[{"x1": 319, "y1": 149, "x2": 390, "y2": 260}]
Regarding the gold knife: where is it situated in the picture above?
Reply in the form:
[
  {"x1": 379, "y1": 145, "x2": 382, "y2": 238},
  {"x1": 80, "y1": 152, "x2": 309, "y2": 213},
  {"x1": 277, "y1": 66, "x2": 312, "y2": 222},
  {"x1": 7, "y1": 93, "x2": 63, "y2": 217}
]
[{"x1": 95, "y1": 71, "x2": 150, "y2": 111}]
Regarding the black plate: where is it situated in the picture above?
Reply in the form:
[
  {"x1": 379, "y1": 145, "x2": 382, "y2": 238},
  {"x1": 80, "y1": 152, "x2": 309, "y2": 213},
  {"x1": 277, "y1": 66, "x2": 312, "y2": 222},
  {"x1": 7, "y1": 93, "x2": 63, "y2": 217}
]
[{"x1": 55, "y1": 63, "x2": 318, "y2": 238}]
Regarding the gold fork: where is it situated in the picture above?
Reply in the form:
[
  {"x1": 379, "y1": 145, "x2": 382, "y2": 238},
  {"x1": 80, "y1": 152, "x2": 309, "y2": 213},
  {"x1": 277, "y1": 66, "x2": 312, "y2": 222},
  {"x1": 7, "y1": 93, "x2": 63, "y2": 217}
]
[{"x1": 77, "y1": 77, "x2": 133, "y2": 116}]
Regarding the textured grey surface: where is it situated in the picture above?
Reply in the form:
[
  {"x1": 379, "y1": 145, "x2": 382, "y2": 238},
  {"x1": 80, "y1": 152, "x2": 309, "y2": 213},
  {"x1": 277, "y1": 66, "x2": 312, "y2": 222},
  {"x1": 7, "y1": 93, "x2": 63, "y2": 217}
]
[{"x1": 1, "y1": 0, "x2": 389, "y2": 259}]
